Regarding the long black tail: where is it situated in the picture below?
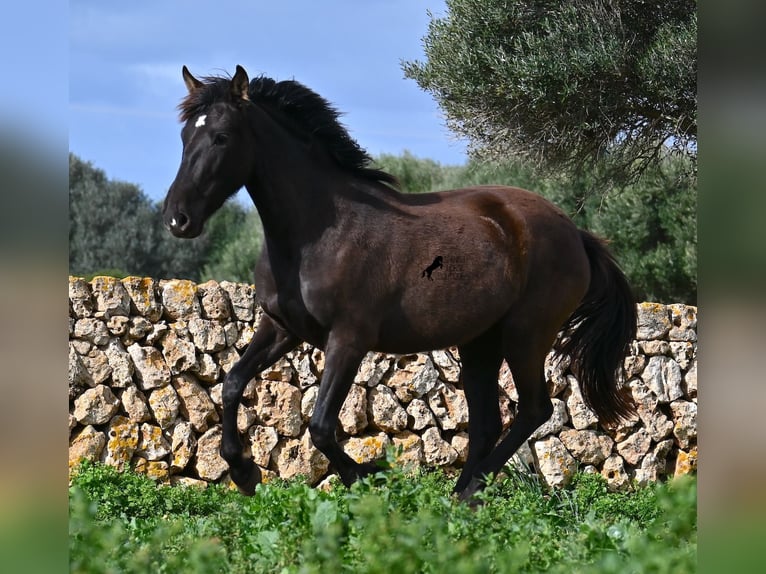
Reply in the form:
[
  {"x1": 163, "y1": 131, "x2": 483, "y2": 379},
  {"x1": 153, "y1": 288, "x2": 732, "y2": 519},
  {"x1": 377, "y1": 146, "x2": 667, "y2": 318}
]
[{"x1": 559, "y1": 230, "x2": 637, "y2": 425}]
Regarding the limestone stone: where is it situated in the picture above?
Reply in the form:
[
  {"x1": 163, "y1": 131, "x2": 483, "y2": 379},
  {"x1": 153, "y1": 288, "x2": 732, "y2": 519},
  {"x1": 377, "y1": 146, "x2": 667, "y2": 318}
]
[
  {"x1": 431, "y1": 349, "x2": 461, "y2": 383},
  {"x1": 339, "y1": 384, "x2": 368, "y2": 435},
  {"x1": 293, "y1": 353, "x2": 319, "y2": 388},
  {"x1": 70, "y1": 338, "x2": 92, "y2": 356},
  {"x1": 253, "y1": 380, "x2": 302, "y2": 437},
  {"x1": 216, "y1": 347, "x2": 240, "y2": 374},
  {"x1": 451, "y1": 432, "x2": 470, "y2": 465},
  {"x1": 161, "y1": 330, "x2": 197, "y2": 375},
  {"x1": 145, "y1": 323, "x2": 168, "y2": 345},
  {"x1": 73, "y1": 385, "x2": 119, "y2": 425},
  {"x1": 341, "y1": 432, "x2": 391, "y2": 464},
  {"x1": 637, "y1": 404, "x2": 674, "y2": 443},
  {"x1": 197, "y1": 280, "x2": 231, "y2": 320},
  {"x1": 368, "y1": 385, "x2": 408, "y2": 433},
  {"x1": 161, "y1": 279, "x2": 201, "y2": 320},
  {"x1": 69, "y1": 277, "x2": 94, "y2": 318},
  {"x1": 601, "y1": 454, "x2": 630, "y2": 491},
  {"x1": 106, "y1": 315, "x2": 129, "y2": 336},
  {"x1": 684, "y1": 360, "x2": 697, "y2": 398},
  {"x1": 103, "y1": 416, "x2": 139, "y2": 471},
  {"x1": 121, "y1": 385, "x2": 151, "y2": 423},
  {"x1": 247, "y1": 425, "x2": 279, "y2": 467},
  {"x1": 301, "y1": 385, "x2": 319, "y2": 421},
  {"x1": 532, "y1": 436, "x2": 577, "y2": 488},
  {"x1": 172, "y1": 374, "x2": 219, "y2": 432},
  {"x1": 81, "y1": 348, "x2": 112, "y2": 386},
  {"x1": 260, "y1": 358, "x2": 295, "y2": 384},
  {"x1": 209, "y1": 383, "x2": 224, "y2": 406},
  {"x1": 558, "y1": 429, "x2": 614, "y2": 465},
  {"x1": 272, "y1": 430, "x2": 330, "y2": 484},
  {"x1": 421, "y1": 426, "x2": 457, "y2": 466},
  {"x1": 564, "y1": 376, "x2": 599, "y2": 430},
  {"x1": 393, "y1": 431, "x2": 424, "y2": 469},
  {"x1": 69, "y1": 344, "x2": 92, "y2": 397},
  {"x1": 624, "y1": 353, "x2": 647, "y2": 379},
  {"x1": 426, "y1": 382, "x2": 469, "y2": 431},
  {"x1": 127, "y1": 316, "x2": 153, "y2": 341},
  {"x1": 195, "y1": 426, "x2": 227, "y2": 481},
  {"x1": 74, "y1": 318, "x2": 111, "y2": 346},
  {"x1": 121, "y1": 277, "x2": 163, "y2": 322},
  {"x1": 508, "y1": 440, "x2": 536, "y2": 473},
  {"x1": 531, "y1": 398, "x2": 569, "y2": 439},
  {"x1": 69, "y1": 425, "x2": 106, "y2": 470},
  {"x1": 128, "y1": 344, "x2": 171, "y2": 390},
  {"x1": 234, "y1": 322, "x2": 255, "y2": 350},
  {"x1": 498, "y1": 361, "x2": 519, "y2": 401},
  {"x1": 222, "y1": 322, "x2": 238, "y2": 347},
  {"x1": 498, "y1": 388, "x2": 516, "y2": 429},
  {"x1": 195, "y1": 353, "x2": 221, "y2": 383},
  {"x1": 668, "y1": 304, "x2": 697, "y2": 342},
  {"x1": 633, "y1": 452, "x2": 663, "y2": 486},
  {"x1": 148, "y1": 384, "x2": 181, "y2": 429},
  {"x1": 133, "y1": 458, "x2": 170, "y2": 482},
  {"x1": 616, "y1": 427, "x2": 652, "y2": 466},
  {"x1": 636, "y1": 302, "x2": 671, "y2": 340},
  {"x1": 170, "y1": 421, "x2": 197, "y2": 472},
  {"x1": 406, "y1": 398, "x2": 436, "y2": 431},
  {"x1": 219, "y1": 281, "x2": 255, "y2": 321},
  {"x1": 544, "y1": 354, "x2": 570, "y2": 397},
  {"x1": 669, "y1": 400, "x2": 697, "y2": 449},
  {"x1": 91, "y1": 276, "x2": 131, "y2": 318},
  {"x1": 641, "y1": 356, "x2": 684, "y2": 403},
  {"x1": 354, "y1": 353, "x2": 391, "y2": 388},
  {"x1": 137, "y1": 423, "x2": 171, "y2": 460},
  {"x1": 188, "y1": 317, "x2": 227, "y2": 353},
  {"x1": 669, "y1": 341, "x2": 695, "y2": 370},
  {"x1": 104, "y1": 338, "x2": 134, "y2": 387},
  {"x1": 674, "y1": 446, "x2": 698, "y2": 476},
  {"x1": 237, "y1": 404, "x2": 258, "y2": 432}
]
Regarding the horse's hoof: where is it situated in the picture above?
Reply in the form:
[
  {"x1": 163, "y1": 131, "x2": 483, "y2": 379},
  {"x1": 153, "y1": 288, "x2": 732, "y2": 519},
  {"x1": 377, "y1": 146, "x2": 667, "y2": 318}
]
[
  {"x1": 457, "y1": 476, "x2": 485, "y2": 506},
  {"x1": 231, "y1": 459, "x2": 262, "y2": 496}
]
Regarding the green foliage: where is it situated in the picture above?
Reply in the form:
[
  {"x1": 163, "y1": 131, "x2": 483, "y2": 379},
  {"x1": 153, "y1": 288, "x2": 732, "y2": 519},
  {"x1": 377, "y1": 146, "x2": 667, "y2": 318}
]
[
  {"x1": 201, "y1": 206, "x2": 264, "y2": 284},
  {"x1": 403, "y1": 0, "x2": 697, "y2": 185},
  {"x1": 70, "y1": 461, "x2": 696, "y2": 573},
  {"x1": 69, "y1": 153, "x2": 256, "y2": 282}
]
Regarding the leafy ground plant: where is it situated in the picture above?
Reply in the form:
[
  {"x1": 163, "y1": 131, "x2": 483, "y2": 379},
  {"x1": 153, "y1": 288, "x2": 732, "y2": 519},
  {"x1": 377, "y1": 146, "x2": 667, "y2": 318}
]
[{"x1": 69, "y1": 461, "x2": 696, "y2": 573}]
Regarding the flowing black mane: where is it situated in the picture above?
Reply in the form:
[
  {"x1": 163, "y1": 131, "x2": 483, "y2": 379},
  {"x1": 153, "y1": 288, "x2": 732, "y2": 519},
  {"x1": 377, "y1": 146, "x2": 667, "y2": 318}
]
[{"x1": 178, "y1": 73, "x2": 397, "y2": 186}]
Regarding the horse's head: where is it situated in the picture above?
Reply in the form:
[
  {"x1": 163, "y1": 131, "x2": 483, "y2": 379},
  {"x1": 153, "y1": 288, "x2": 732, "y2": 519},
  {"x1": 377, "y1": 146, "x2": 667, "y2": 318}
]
[{"x1": 163, "y1": 65, "x2": 254, "y2": 238}]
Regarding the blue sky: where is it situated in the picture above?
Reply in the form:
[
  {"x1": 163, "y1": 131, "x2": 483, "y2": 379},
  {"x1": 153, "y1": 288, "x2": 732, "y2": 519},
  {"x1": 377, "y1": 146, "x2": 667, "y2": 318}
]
[{"x1": 69, "y1": 0, "x2": 468, "y2": 203}]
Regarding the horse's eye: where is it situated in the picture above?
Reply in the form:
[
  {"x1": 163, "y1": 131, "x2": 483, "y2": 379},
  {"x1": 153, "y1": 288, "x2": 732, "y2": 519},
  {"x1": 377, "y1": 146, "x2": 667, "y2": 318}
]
[{"x1": 213, "y1": 133, "x2": 229, "y2": 146}]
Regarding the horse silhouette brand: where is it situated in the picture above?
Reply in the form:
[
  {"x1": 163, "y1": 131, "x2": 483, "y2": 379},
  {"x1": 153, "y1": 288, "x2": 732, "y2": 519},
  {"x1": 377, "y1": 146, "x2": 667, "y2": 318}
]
[{"x1": 421, "y1": 256, "x2": 444, "y2": 280}]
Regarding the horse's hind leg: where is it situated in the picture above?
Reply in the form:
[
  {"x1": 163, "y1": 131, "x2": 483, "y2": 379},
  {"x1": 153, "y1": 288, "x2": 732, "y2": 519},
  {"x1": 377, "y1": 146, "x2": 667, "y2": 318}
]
[
  {"x1": 220, "y1": 315, "x2": 299, "y2": 495},
  {"x1": 456, "y1": 324, "x2": 557, "y2": 502},
  {"x1": 454, "y1": 329, "x2": 504, "y2": 494}
]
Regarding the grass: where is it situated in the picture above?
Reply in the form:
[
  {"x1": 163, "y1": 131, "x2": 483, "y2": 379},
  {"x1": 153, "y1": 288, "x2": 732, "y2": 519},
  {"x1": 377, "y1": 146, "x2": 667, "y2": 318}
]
[{"x1": 69, "y1": 460, "x2": 696, "y2": 573}]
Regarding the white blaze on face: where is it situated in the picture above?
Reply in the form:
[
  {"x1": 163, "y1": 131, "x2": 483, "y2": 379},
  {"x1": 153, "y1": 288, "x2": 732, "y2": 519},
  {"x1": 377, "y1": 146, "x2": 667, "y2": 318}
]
[{"x1": 195, "y1": 114, "x2": 207, "y2": 128}]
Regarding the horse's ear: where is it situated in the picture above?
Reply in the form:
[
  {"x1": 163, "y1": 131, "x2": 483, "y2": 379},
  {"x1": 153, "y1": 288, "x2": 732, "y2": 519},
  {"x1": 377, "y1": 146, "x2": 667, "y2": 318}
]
[
  {"x1": 231, "y1": 65, "x2": 250, "y2": 101},
  {"x1": 182, "y1": 66, "x2": 203, "y2": 94}
]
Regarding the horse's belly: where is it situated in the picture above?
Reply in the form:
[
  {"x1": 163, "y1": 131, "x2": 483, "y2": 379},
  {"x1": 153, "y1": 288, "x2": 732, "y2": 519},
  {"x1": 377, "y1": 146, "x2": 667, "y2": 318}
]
[{"x1": 373, "y1": 278, "x2": 515, "y2": 353}]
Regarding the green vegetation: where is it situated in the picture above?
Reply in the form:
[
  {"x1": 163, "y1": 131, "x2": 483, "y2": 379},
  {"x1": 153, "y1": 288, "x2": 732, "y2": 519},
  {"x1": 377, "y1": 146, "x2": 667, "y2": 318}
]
[
  {"x1": 403, "y1": 0, "x2": 697, "y2": 185},
  {"x1": 70, "y1": 461, "x2": 696, "y2": 573}
]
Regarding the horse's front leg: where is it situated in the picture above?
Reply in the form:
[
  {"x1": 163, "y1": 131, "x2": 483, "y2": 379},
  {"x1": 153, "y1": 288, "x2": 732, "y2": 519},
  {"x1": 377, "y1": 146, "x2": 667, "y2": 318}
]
[
  {"x1": 308, "y1": 335, "x2": 375, "y2": 486},
  {"x1": 220, "y1": 316, "x2": 299, "y2": 495}
]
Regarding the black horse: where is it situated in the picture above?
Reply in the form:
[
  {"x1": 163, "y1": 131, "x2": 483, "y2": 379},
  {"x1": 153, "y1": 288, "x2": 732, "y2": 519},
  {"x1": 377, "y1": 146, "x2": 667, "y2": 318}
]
[{"x1": 162, "y1": 65, "x2": 636, "y2": 501}]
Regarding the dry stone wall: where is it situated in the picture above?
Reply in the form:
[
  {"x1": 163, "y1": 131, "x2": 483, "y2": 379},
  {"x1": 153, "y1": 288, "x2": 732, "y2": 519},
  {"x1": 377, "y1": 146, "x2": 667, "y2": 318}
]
[{"x1": 69, "y1": 276, "x2": 697, "y2": 490}]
